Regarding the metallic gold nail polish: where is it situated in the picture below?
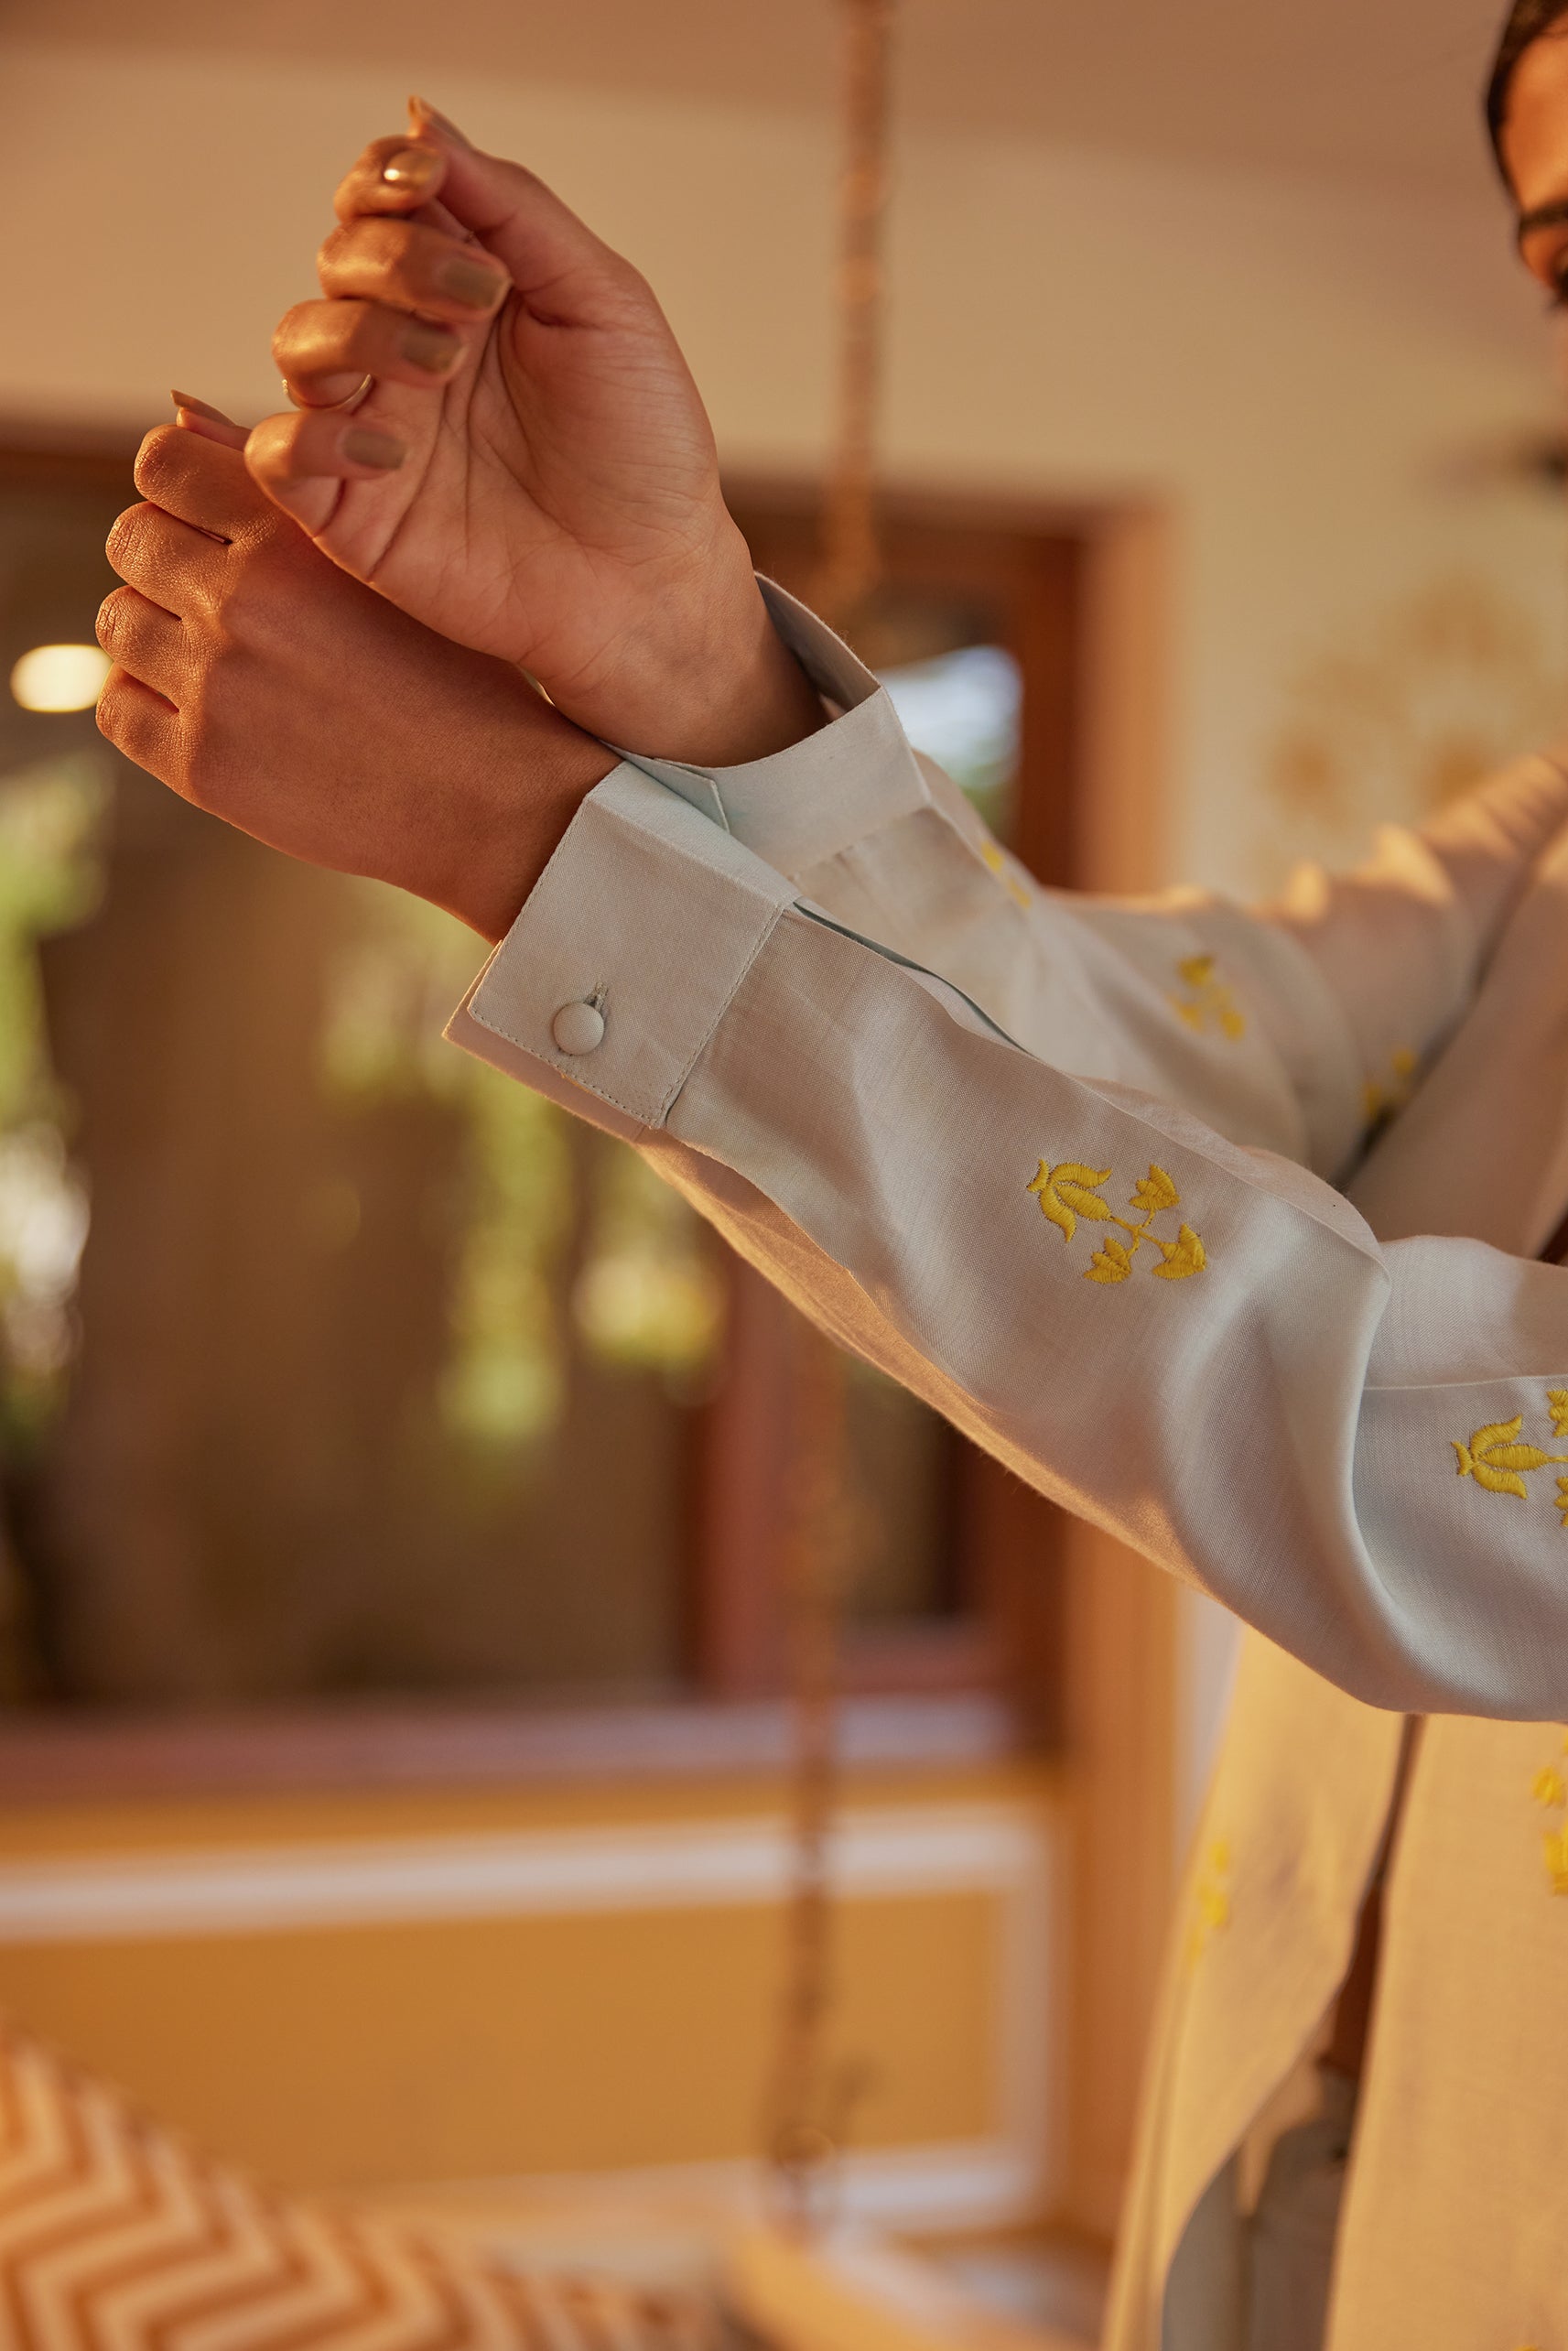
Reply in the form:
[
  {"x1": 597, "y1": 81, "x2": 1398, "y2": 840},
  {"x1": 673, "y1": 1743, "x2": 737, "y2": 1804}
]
[
  {"x1": 381, "y1": 145, "x2": 440, "y2": 193},
  {"x1": 400, "y1": 321, "x2": 460, "y2": 374},
  {"x1": 343, "y1": 428, "x2": 406, "y2": 471},
  {"x1": 438, "y1": 254, "x2": 507, "y2": 308}
]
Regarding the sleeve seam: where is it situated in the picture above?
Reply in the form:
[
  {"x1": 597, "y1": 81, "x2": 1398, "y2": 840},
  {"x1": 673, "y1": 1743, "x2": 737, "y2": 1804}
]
[{"x1": 658, "y1": 900, "x2": 788, "y2": 1121}]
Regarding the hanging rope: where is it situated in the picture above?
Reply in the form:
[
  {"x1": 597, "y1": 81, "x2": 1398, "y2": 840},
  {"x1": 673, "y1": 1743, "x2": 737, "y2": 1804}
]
[
  {"x1": 763, "y1": 1323, "x2": 862, "y2": 2233},
  {"x1": 815, "y1": 0, "x2": 896, "y2": 633},
  {"x1": 764, "y1": 0, "x2": 896, "y2": 2237}
]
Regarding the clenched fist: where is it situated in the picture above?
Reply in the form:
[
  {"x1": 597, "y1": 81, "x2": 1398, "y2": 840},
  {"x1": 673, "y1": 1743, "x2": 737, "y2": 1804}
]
[
  {"x1": 97, "y1": 416, "x2": 614, "y2": 942},
  {"x1": 240, "y1": 101, "x2": 822, "y2": 766}
]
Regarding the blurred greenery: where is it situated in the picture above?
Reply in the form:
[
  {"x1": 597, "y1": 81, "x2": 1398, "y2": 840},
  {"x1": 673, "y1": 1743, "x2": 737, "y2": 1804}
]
[
  {"x1": 572, "y1": 1141, "x2": 723, "y2": 1381},
  {"x1": 319, "y1": 882, "x2": 722, "y2": 1455},
  {"x1": 0, "y1": 753, "x2": 107, "y2": 1451},
  {"x1": 0, "y1": 754, "x2": 722, "y2": 1470}
]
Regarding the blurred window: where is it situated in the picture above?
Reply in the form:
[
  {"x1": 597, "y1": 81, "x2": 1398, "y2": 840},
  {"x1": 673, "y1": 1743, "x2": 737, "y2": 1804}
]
[
  {"x1": 880, "y1": 640, "x2": 1022, "y2": 839},
  {"x1": 0, "y1": 448, "x2": 1079, "y2": 1740}
]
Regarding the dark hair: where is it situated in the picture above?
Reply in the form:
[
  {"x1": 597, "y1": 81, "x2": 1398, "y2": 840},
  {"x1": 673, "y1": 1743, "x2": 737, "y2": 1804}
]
[{"x1": 1488, "y1": 0, "x2": 1568, "y2": 180}]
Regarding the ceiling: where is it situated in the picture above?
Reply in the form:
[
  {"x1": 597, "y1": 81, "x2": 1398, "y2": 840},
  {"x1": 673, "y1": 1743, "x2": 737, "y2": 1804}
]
[{"x1": 12, "y1": 0, "x2": 1517, "y2": 200}]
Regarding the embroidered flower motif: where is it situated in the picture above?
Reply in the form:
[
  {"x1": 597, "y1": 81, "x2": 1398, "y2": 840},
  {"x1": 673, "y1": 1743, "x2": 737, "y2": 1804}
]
[
  {"x1": 1154, "y1": 1224, "x2": 1207, "y2": 1282},
  {"x1": 1451, "y1": 1414, "x2": 1568, "y2": 1500},
  {"x1": 1549, "y1": 1390, "x2": 1568, "y2": 1438},
  {"x1": 1544, "y1": 1827, "x2": 1568, "y2": 1899},
  {"x1": 1028, "y1": 1160, "x2": 1210, "y2": 1286},
  {"x1": 1026, "y1": 1162, "x2": 1114, "y2": 1245},
  {"x1": 1362, "y1": 1045, "x2": 1419, "y2": 1135},
  {"x1": 1170, "y1": 954, "x2": 1247, "y2": 1041},
  {"x1": 1185, "y1": 1838, "x2": 1233, "y2": 1967},
  {"x1": 1087, "y1": 1236, "x2": 1133, "y2": 1285},
  {"x1": 979, "y1": 836, "x2": 1033, "y2": 911},
  {"x1": 1528, "y1": 1739, "x2": 1568, "y2": 1895},
  {"x1": 1131, "y1": 1165, "x2": 1181, "y2": 1218}
]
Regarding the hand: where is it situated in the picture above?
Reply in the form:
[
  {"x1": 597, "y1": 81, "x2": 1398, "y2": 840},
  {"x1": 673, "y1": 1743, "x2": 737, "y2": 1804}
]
[
  {"x1": 244, "y1": 101, "x2": 823, "y2": 766},
  {"x1": 96, "y1": 411, "x2": 616, "y2": 942}
]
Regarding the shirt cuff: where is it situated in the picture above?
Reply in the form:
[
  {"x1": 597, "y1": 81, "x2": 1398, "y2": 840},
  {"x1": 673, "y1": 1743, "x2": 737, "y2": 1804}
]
[
  {"x1": 446, "y1": 760, "x2": 796, "y2": 1132},
  {"x1": 608, "y1": 577, "x2": 936, "y2": 879}
]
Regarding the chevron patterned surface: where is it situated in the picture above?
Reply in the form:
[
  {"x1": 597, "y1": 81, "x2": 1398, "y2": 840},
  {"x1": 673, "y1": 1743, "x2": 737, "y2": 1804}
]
[{"x1": 0, "y1": 2019, "x2": 717, "y2": 2351}]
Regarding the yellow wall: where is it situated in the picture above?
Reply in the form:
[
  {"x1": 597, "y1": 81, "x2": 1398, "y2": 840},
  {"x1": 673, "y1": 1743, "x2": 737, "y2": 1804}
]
[{"x1": 0, "y1": 1767, "x2": 1059, "y2": 2220}]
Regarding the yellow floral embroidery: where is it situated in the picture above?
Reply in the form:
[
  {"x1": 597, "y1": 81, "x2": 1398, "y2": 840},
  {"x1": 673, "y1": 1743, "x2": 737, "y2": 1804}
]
[
  {"x1": 1452, "y1": 1413, "x2": 1568, "y2": 1500},
  {"x1": 1028, "y1": 1162, "x2": 1112, "y2": 1244},
  {"x1": 1550, "y1": 1390, "x2": 1568, "y2": 1437},
  {"x1": 1087, "y1": 1235, "x2": 1133, "y2": 1284},
  {"x1": 1362, "y1": 1045, "x2": 1419, "y2": 1133},
  {"x1": 1027, "y1": 1159, "x2": 1209, "y2": 1284},
  {"x1": 979, "y1": 836, "x2": 1033, "y2": 911},
  {"x1": 1529, "y1": 1737, "x2": 1568, "y2": 1895},
  {"x1": 1170, "y1": 953, "x2": 1247, "y2": 1041},
  {"x1": 1186, "y1": 1838, "x2": 1232, "y2": 1967},
  {"x1": 1131, "y1": 1165, "x2": 1180, "y2": 1217},
  {"x1": 1153, "y1": 1224, "x2": 1207, "y2": 1281}
]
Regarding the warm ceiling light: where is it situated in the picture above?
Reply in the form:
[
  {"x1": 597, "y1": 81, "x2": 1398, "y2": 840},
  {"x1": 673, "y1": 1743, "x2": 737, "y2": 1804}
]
[{"x1": 10, "y1": 643, "x2": 113, "y2": 713}]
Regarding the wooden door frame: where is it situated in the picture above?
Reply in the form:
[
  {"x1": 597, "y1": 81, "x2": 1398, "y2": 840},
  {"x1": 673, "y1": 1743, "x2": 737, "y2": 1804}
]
[
  {"x1": 718, "y1": 477, "x2": 1184, "y2": 2233},
  {"x1": 1, "y1": 436, "x2": 1183, "y2": 2237}
]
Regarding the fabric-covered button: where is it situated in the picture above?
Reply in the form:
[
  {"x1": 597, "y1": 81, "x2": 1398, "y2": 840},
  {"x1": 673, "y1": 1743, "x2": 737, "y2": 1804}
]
[{"x1": 551, "y1": 1000, "x2": 605, "y2": 1056}]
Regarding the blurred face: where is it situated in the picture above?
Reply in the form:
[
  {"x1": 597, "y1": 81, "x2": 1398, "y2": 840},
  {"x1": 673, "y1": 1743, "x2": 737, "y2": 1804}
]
[{"x1": 1505, "y1": 26, "x2": 1568, "y2": 301}]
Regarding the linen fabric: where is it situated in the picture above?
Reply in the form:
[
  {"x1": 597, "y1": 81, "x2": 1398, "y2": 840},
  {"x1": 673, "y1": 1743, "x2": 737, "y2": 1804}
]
[
  {"x1": 449, "y1": 583, "x2": 1568, "y2": 2343},
  {"x1": 1116, "y1": 813, "x2": 1568, "y2": 2350},
  {"x1": 450, "y1": 584, "x2": 1568, "y2": 1720}
]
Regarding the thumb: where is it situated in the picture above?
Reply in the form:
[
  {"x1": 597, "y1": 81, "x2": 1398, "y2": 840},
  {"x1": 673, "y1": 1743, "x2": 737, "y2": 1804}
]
[{"x1": 407, "y1": 96, "x2": 648, "y2": 328}]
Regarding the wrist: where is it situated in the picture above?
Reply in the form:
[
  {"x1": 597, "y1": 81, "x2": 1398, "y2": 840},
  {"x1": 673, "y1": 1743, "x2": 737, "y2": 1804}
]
[
  {"x1": 591, "y1": 532, "x2": 827, "y2": 767},
  {"x1": 428, "y1": 713, "x2": 618, "y2": 946}
]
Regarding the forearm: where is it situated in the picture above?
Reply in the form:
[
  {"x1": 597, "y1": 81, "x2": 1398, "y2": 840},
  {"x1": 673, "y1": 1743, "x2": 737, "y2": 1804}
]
[
  {"x1": 448, "y1": 698, "x2": 618, "y2": 943},
  {"x1": 449, "y1": 764, "x2": 1568, "y2": 1721},
  {"x1": 1257, "y1": 751, "x2": 1568, "y2": 1133},
  {"x1": 621, "y1": 584, "x2": 1329, "y2": 1171},
  {"x1": 624, "y1": 589, "x2": 1568, "y2": 1186}
]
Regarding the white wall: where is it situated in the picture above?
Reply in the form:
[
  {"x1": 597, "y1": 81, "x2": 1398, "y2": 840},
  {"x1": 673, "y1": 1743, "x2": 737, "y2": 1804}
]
[
  {"x1": 10, "y1": 34, "x2": 1566, "y2": 1804},
  {"x1": 8, "y1": 36, "x2": 1565, "y2": 905}
]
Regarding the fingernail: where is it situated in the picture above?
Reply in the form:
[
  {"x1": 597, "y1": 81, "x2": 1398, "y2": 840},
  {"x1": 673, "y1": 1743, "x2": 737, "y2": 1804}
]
[
  {"x1": 170, "y1": 388, "x2": 235, "y2": 424},
  {"x1": 438, "y1": 253, "x2": 507, "y2": 308},
  {"x1": 381, "y1": 144, "x2": 441, "y2": 193},
  {"x1": 409, "y1": 95, "x2": 472, "y2": 149},
  {"x1": 400, "y1": 320, "x2": 460, "y2": 374},
  {"x1": 343, "y1": 427, "x2": 406, "y2": 471}
]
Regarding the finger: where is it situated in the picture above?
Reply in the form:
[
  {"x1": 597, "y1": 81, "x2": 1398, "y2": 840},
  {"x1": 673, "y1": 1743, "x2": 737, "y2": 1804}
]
[
  {"x1": 243, "y1": 406, "x2": 407, "y2": 536},
  {"x1": 406, "y1": 98, "x2": 645, "y2": 328},
  {"x1": 97, "y1": 666, "x2": 180, "y2": 779},
  {"x1": 332, "y1": 133, "x2": 449, "y2": 224},
  {"x1": 133, "y1": 425, "x2": 269, "y2": 541},
  {"x1": 272, "y1": 298, "x2": 462, "y2": 407},
  {"x1": 170, "y1": 389, "x2": 251, "y2": 452},
  {"x1": 317, "y1": 215, "x2": 509, "y2": 328},
  {"x1": 95, "y1": 586, "x2": 187, "y2": 703},
  {"x1": 106, "y1": 497, "x2": 229, "y2": 614}
]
